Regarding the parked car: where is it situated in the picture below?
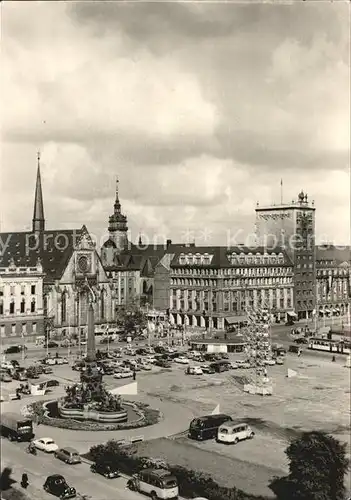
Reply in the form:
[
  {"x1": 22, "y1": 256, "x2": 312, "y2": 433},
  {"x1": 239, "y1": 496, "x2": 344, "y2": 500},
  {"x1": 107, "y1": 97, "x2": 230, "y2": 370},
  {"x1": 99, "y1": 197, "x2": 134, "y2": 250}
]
[
  {"x1": 13, "y1": 371, "x2": 28, "y2": 381},
  {"x1": 235, "y1": 360, "x2": 251, "y2": 369},
  {"x1": 113, "y1": 369, "x2": 133, "y2": 379},
  {"x1": 4, "y1": 345, "x2": 26, "y2": 354},
  {"x1": 174, "y1": 356, "x2": 189, "y2": 364},
  {"x1": 294, "y1": 337, "x2": 308, "y2": 344},
  {"x1": 43, "y1": 475, "x2": 76, "y2": 499},
  {"x1": 263, "y1": 359, "x2": 276, "y2": 366},
  {"x1": 90, "y1": 461, "x2": 120, "y2": 478},
  {"x1": 185, "y1": 366, "x2": 203, "y2": 375},
  {"x1": 47, "y1": 342, "x2": 59, "y2": 349},
  {"x1": 54, "y1": 447, "x2": 81, "y2": 464},
  {"x1": 200, "y1": 364, "x2": 215, "y2": 374},
  {"x1": 26, "y1": 367, "x2": 40, "y2": 379},
  {"x1": 0, "y1": 373, "x2": 12, "y2": 382},
  {"x1": 33, "y1": 437, "x2": 59, "y2": 453},
  {"x1": 155, "y1": 359, "x2": 171, "y2": 368},
  {"x1": 276, "y1": 357, "x2": 284, "y2": 365},
  {"x1": 45, "y1": 379, "x2": 60, "y2": 388}
]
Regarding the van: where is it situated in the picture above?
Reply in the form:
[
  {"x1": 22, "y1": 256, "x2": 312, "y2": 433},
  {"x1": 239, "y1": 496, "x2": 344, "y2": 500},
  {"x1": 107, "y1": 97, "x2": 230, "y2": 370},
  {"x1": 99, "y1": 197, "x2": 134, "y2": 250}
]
[
  {"x1": 188, "y1": 414, "x2": 232, "y2": 441},
  {"x1": 210, "y1": 361, "x2": 230, "y2": 373},
  {"x1": 288, "y1": 345, "x2": 301, "y2": 353},
  {"x1": 217, "y1": 421, "x2": 255, "y2": 444},
  {"x1": 54, "y1": 447, "x2": 81, "y2": 464},
  {"x1": 128, "y1": 468, "x2": 178, "y2": 499}
]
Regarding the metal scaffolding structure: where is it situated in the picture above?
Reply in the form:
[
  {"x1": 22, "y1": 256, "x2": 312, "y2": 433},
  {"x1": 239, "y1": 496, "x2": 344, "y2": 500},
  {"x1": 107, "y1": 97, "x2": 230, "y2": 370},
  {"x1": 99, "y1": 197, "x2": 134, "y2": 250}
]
[{"x1": 243, "y1": 302, "x2": 273, "y2": 394}]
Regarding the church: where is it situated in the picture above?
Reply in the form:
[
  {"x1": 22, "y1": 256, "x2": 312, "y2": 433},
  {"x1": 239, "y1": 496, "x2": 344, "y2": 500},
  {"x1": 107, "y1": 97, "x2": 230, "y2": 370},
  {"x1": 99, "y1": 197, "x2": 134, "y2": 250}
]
[{"x1": 0, "y1": 155, "x2": 116, "y2": 344}]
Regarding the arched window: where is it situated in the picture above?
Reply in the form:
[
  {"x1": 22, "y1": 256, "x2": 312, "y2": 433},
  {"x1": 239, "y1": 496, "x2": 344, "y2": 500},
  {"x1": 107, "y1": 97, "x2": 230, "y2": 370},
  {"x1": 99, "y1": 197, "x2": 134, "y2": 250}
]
[
  {"x1": 61, "y1": 292, "x2": 67, "y2": 323},
  {"x1": 0, "y1": 299, "x2": 3, "y2": 315},
  {"x1": 20, "y1": 298, "x2": 25, "y2": 314},
  {"x1": 10, "y1": 299, "x2": 15, "y2": 314},
  {"x1": 31, "y1": 298, "x2": 36, "y2": 313},
  {"x1": 100, "y1": 289, "x2": 106, "y2": 320}
]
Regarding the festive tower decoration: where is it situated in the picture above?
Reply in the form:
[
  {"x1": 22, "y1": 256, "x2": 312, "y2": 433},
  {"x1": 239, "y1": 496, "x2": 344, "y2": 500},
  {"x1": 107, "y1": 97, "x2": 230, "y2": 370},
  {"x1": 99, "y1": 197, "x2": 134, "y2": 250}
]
[
  {"x1": 80, "y1": 280, "x2": 104, "y2": 400},
  {"x1": 243, "y1": 302, "x2": 273, "y2": 395},
  {"x1": 32, "y1": 151, "x2": 45, "y2": 233},
  {"x1": 107, "y1": 177, "x2": 128, "y2": 252}
]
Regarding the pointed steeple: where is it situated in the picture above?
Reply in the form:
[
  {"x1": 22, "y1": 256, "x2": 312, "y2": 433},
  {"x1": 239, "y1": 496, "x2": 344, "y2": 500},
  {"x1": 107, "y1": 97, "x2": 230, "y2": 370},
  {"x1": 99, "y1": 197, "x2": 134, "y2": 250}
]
[
  {"x1": 32, "y1": 151, "x2": 45, "y2": 233},
  {"x1": 114, "y1": 177, "x2": 121, "y2": 213}
]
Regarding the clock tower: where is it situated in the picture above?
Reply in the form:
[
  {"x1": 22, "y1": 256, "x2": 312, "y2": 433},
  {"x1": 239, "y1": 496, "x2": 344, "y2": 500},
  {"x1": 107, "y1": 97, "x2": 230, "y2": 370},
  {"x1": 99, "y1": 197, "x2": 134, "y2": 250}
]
[
  {"x1": 107, "y1": 179, "x2": 128, "y2": 253},
  {"x1": 255, "y1": 190, "x2": 316, "y2": 320}
]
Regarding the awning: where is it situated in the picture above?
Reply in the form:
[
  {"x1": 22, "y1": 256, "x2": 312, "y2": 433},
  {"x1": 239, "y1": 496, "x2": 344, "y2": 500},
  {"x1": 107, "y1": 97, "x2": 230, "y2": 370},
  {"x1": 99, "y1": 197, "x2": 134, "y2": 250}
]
[
  {"x1": 332, "y1": 308, "x2": 338, "y2": 313},
  {"x1": 225, "y1": 315, "x2": 247, "y2": 325},
  {"x1": 324, "y1": 309, "x2": 331, "y2": 314},
  {"x1": 319, "y1": 310, "x2": 326, "y2": 315},
  {"x1": 287, "y1": 311, "x2": 297, "y2": 317}
]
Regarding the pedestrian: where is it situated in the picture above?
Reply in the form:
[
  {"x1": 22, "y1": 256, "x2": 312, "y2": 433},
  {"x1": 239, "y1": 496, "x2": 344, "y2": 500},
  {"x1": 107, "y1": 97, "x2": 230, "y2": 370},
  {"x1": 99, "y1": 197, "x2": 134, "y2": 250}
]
[
  {"x1": 332, "y1": 355, "x2": 336, "y2": 362},
  {"x1": 133, "y1": 370, "x2": 136, "y2": 381},
  {"x1": 297, "y1": 348, "x2": 301, "y2": 357},
  {"x1": 21, "y1": 473, "x2": 28, "y2": 489}
]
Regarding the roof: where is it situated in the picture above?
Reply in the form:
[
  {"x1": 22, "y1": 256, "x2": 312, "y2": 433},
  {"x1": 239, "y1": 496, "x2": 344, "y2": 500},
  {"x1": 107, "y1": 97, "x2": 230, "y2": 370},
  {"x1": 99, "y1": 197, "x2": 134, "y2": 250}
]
[
  {"x1": 316, "y1": 245, "x2": 351, "y2": 265},
  {"x1": 170, "y1": 245, "x2": 293, "y2": 268},
  {"x1": 190, "y1": 338, "x2": 246, "y2": 345},
  {"x1": 0, "y1": 228, "x2": 83, "y2": 282}
]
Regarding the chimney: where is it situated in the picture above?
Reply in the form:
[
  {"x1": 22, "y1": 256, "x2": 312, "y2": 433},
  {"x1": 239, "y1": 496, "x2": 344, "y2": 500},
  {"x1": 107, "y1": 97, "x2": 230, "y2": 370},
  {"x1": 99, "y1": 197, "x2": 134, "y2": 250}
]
[{"x1": 166, "y1": 239, "x2": 172, "y2": 248}]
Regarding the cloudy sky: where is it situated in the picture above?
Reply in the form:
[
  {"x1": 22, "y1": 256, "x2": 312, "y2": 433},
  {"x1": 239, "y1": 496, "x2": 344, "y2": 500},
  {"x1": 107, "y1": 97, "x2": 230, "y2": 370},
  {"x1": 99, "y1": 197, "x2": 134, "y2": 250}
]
[{"x1": 1, "y1": 1, "x2": 350, "y2": 247}]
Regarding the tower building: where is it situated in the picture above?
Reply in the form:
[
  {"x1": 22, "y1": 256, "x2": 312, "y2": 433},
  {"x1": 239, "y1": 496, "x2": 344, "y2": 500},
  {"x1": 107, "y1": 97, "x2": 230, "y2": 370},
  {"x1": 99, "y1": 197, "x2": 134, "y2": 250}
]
[
  {"x1": 32, "y1": 152, "x2": 45, "y2": 233},
  {"x1": 106, "y1": 179, "x2": 128, "y2": 253},
  {"x1": 255, "y1": 190, "x2": 316, "y2": 320}
]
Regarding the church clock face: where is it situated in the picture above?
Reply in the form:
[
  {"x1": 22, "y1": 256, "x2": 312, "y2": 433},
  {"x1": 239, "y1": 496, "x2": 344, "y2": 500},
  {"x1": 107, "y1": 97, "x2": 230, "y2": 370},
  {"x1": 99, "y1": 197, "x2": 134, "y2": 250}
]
[{"x1": 77, "y1": 254, "x2": 92, "y2": 274}]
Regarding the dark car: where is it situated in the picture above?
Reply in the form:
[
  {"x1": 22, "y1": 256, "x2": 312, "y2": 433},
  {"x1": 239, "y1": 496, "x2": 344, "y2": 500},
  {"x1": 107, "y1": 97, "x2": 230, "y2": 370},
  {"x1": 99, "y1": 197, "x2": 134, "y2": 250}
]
[
  {"x1": 47, "y1": 341, "x2": 59, "y2": 349},
  {"x1": 45, "y1": 379, "x2": 60, "y2": 387},
  {"x1": 4, "y1": 345, "x2": 26, "y2": 354},
  {"x1": 155, "y1": 359, "x2": 172, "y2": 368},
  {"x1": 294, "y1": 337, "x2": 308, "y2": 344},
  {"x1": 26, "y1": 367, "x2": 40, "y2": 379},
  {"x1": 154, "y1": 346, "x2": 166, "y2": 354},
  {"x1": 13, "y1": 371, "x2": 28, "y2": 381},
  {"x1": 43, "y1": 475, "x2": 76, "y2": 499},
  {"x1": 90, "y1": 461, "x2": 120, "y2": 479}
]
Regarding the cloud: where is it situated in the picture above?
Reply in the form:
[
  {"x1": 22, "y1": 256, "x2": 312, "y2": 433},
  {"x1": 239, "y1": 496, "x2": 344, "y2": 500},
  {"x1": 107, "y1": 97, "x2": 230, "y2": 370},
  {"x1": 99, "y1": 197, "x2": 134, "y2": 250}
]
[{"x1": 1, "y1": 2, "x2": 349, "y2": 247}]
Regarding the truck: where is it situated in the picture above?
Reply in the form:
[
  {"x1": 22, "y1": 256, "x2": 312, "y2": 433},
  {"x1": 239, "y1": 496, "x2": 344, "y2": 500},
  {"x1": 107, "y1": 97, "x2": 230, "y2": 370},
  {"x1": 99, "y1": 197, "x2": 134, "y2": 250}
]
[{"x1": 1, "y1": 412, "x2": 35, "y2": 442}]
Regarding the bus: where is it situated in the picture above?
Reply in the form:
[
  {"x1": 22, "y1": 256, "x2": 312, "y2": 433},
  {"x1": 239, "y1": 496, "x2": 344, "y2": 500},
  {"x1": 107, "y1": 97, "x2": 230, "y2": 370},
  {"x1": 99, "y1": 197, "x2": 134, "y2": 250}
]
[
  {"x1": 1, "y1": 412, "x2": 34, "y2": 442},
  {"x1": 188, "y1": 414, "x2": 232, "y2": 440},
  {"x1": 308, "y1": 337, "x2": 351, "y2": 355}
]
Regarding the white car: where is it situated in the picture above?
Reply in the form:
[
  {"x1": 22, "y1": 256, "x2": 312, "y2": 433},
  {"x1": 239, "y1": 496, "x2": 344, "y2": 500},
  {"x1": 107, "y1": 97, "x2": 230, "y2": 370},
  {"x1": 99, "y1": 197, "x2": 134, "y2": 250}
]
[
  {"x1": 174, "y1": 357, "x2": 189, "y2": 364},
  {"x1": 185, "y1": 366, "x2": 203, "y2": 375},
  {"x1": 144, "y1": 356, "x2": 156, "y2": 364},
  {"x1": 235, "y1": 360, "x2": 251, "y2": 369},
  {"x1": 139, "y1": 362, "x2": 152, "y2": 371},
  {"x1": 264, "y1": 358, "x2": 276, "y2": 366},
  {"x1": 33, "y1": 437, "x2": 59, "y2": 453},
  {"x1": 276, "y1": 358, "x2": 284, "y2": 365},
  {"x1": 114, "y1": 370, "x2": 133, "y2": 379},
  {"x1": 229, "y1": 362, "x2": 238, "y2": 369}
]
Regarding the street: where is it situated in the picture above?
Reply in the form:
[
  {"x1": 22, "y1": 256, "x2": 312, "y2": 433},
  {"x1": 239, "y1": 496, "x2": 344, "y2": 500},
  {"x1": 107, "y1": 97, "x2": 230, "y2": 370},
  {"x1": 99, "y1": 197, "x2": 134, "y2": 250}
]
[{"x1": 1, "y1": 438, "x2": 144, "y2": 500}]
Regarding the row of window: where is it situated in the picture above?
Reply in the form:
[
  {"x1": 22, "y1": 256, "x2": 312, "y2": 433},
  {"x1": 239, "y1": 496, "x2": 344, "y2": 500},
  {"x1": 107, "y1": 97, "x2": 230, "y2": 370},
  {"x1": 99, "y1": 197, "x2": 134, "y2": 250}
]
[
  {"x1": 317, "y1": 269, "x2": 350, "y2": 276},
  {"x1": 172, "y1": 267, "x2": 292, "y2": 276},
  {"x1": 172, "y1": 288, "x2": 292, "y2": 301},
  {"x1": 0, "y1": 299, "x2": 36, "y2": 315},
  {"x1": 0, "y1": 285, "x2": 36, "y2": 296},
  {"x1": 172, "y1": 297, "x2": 293, "y2": 312},
  {"x1": 170, "y1": 277, "x2": 293, "y2": 287},
  {"x1": 0, "y1": 322, "x2": 37, "y2": 335}
]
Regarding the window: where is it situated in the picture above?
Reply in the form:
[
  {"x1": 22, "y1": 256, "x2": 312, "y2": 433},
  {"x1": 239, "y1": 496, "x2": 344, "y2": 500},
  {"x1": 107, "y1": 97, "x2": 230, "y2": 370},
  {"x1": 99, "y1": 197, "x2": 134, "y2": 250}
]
[
  {"x1": 32, "y1": 322, "x2": 37, "y2": 333},
  {"x1": 10, "y1": 301, "x2": 15, "y2": 314},
  {"x1": 61, "y1": 292, "x2": 67, "y2": 323},
  {"x1": 21, "y1": 285, "x2": 25, "y2": 295},
  {"x1": 31, "y1": 299, "x2": 36, "y2": 313},
  {"x1": 0, "y1": 287, "x2": 4, "y2": 296},
  {"x1": 22, "y1": 323, "x2": 26, "y2": 334},
  {"x1": 0, "y1": 300, "x2": 3, "y2": 315},
  {"x1": 10, "y1": 286, "x2": 15, "y2": 296},
  {"x1": 0, "y1": 325, "x2": 4, "y2": 336},
  {"x1": 20, "y1": 299, "x2": 25, "y2": 313},
  {"x1": 11, "y1": 324, "x2": 16, "y2": 335},
  {"x1": 31, "y1": 285, "x2": 36, "y2": 295}
]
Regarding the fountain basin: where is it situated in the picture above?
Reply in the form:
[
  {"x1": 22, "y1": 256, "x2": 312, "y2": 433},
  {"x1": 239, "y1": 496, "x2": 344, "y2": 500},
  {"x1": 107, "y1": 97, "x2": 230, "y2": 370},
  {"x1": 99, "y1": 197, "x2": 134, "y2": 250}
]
[{"x1": 57, "y1": 401, "x2": 128, "y2": 423}]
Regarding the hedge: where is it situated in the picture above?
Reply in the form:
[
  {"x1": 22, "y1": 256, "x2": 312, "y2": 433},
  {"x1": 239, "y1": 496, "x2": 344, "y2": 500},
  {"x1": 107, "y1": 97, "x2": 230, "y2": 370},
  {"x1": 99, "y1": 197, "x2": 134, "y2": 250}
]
[
  {"x1": 87, "y1": 440, "x2": 269, "y2": 500},
  {"x1": 23, "y1": 400, "x2": 161, "y2": 431}
]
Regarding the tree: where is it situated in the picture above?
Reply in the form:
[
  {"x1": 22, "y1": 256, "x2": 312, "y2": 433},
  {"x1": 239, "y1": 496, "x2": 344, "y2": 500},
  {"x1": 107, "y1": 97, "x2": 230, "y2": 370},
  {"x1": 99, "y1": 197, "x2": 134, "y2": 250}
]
[
  {"x1": 269, "y1": 431, "x2": 349, "y2": 500},
  {"x1": 116, "y1": 303, "x2": 146, "y2": 333}
]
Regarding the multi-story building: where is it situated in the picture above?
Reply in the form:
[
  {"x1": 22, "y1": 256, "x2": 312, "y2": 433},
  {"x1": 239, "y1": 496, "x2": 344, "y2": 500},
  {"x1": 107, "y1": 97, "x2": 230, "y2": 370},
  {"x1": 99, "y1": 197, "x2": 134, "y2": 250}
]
[
  {"x1": 168, "y1": 246, "x2": 294, "y2": 330},
  {"x1": 0, "y1": 259, "x2": 45, "y2": 342},
  {"x1": 255, "y1": 190, "x2": 316, "y2": 320},
  {"x1": 316, "y1": 245, "x2": 351, "y2": 318},
  {"x1": 0, "y1": 155, "x2": 116, "y2": 343}
]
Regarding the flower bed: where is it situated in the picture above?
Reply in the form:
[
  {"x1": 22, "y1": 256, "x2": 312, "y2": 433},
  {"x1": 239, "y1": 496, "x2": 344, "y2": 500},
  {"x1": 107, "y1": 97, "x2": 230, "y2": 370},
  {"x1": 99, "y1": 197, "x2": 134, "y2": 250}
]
[
  {"x1": 22, "y1": 400, "x2": 162, "y2": 431},
  {"x1": 85, "y1": 440, "x2": 269, "y2": 500}
]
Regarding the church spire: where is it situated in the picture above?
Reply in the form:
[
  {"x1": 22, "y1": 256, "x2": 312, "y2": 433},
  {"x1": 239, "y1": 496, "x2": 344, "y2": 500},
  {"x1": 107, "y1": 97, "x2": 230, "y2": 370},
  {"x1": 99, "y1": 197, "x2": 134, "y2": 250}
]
[
  {"x1": 114, "y1": 177, "x2": 121, "y2": 213},
  {"x1": 32, "y1": 151, "x2": 45, "y2": 233}
]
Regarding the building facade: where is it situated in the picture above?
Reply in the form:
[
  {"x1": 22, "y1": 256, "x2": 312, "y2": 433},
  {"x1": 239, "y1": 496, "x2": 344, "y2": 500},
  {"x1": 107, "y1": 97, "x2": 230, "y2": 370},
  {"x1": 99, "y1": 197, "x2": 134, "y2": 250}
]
[
  {"x1": 0, "y1": 259, "x2": 45, "y2": 342},
  {"x1": 169, "y1": 246, "x2": 294, "y2": 330},
  {"x1": 0, "y1": 156, "x2": 116, "y2": 343},
  {"x1": 255, "y1": 191, "x2": 316, "y2": 320},
  {"x1": 316, "y1": 245, "x2": 351, "y2": 318}
]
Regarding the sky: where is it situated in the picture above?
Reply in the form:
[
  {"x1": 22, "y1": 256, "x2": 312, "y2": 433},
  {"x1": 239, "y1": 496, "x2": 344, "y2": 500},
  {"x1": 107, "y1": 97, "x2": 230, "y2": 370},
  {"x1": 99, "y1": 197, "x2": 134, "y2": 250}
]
[{"x1": 1, "y1": 1, "x2": 350, "y2": 248}]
